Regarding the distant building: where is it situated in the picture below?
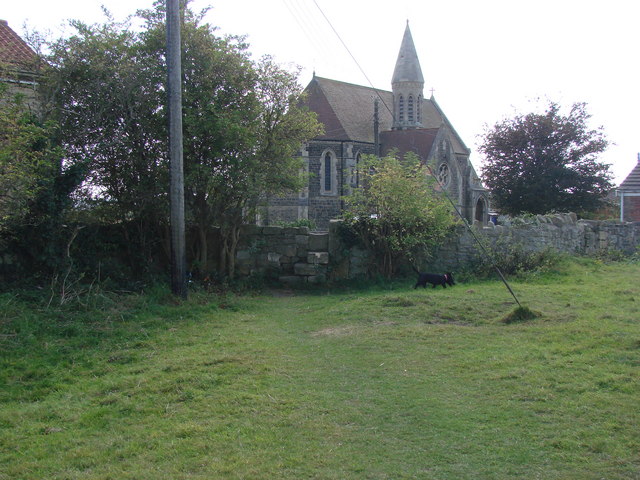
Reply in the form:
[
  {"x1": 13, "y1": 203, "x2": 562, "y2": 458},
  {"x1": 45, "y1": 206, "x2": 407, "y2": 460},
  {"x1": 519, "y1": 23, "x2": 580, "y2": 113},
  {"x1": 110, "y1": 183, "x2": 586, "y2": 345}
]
[
  {"x1": 0, "y1": 19, "x2": 41, "y2": 109},
  {"x1": 617, "y1": 154, "x2": 640, "y2": 222},
  {"x1": 264, "y1": 23, "x2": 488, "y2": 230}
]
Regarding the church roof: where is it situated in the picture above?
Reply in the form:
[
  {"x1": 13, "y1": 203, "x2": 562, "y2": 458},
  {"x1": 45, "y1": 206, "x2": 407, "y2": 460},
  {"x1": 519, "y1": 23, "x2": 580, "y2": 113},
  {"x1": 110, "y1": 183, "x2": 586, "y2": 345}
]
[
  {"x1": 392, "y1": 23, "x2": 424, "y2": 85},
  {"x1": 618, "y1": 156, "x2": 640, "y2": 192},
  {"x1": 304, "y1": 76, "x2": 469, "y2": 154},
  {"x1": 379, "y1": 128, "x2": 439, "y2": 162},
  {"x1": 0, "y1": 20, "x2": 38, "y2": 70}
]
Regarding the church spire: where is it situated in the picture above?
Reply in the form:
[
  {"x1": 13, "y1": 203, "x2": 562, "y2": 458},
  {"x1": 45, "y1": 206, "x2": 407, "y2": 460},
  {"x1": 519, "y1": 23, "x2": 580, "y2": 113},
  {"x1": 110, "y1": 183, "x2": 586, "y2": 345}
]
[
  {"x1": 391, "y1": 22, "x2": 425, "y2": 130},
  {"x1": 392, "y1": 22, "x2": 424, "y2": 85}
]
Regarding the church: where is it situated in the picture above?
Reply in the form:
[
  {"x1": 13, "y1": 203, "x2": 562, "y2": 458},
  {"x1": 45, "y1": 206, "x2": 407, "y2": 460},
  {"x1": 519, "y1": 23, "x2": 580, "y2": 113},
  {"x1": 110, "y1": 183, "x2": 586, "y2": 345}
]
[{"x1": 267, "y1": 23, "x2": 489, "y2": 230}]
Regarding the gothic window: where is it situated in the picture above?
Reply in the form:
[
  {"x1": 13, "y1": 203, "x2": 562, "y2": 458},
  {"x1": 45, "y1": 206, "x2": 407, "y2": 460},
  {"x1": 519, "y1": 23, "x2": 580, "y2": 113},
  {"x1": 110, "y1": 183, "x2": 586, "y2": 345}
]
[
  {"x1": 475, "y1": 197, "x2": 486, "y2": 223},
  {"x1": 408, "y1": 95, "x2": 414, "y2": 122},
  {"x1": 351, "y1": 153, "x2": 361, "y2": 188},
  {"x1": 417, "y1": 95, "x2": 422, "y2": 123},
  {"x1": 324, "y1": 152, "x2": 332, "y2": 191},
  {"x1": 398, "y1": 96, "x2": 404, "y2": 122},
  {"x1": 320, "y1": 150, "x2": 337, "y2": 195},
  {"x1": 437, "y1": 162, "x2": 450, "y2": 187}
]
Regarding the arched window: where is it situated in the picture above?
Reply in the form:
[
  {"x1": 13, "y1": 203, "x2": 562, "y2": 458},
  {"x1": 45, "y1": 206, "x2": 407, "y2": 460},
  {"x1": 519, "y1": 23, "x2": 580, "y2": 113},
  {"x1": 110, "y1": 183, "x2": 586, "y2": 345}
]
[
  {"x1": 398, "y1": 96, "x2": 404, "y2": 122},
  {"x1": 324, "y1": 152, "x2": 332, "y2": 191},
  {"x1": 351, "y1": 153, "x2": 361, "y2": 188},
  {"x1": 320, "y1": 150, "x2": 337, "y2": 195},
  {"x1": 475, "y1": 198, "x2": 486, "y2": 223},
  {"x1": 408, "y1": 95, "x2": 414, "y2": 122},
  {"x1": 417, "y1": 95, "x2": 422, "y2": 123}
]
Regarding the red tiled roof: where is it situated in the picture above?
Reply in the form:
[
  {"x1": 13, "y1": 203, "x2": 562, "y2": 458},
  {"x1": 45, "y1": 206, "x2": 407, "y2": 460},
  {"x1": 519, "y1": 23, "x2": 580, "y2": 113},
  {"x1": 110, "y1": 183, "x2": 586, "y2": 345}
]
[{"x1": 0, "y1": 19, "x2": 38, "y2": 69}]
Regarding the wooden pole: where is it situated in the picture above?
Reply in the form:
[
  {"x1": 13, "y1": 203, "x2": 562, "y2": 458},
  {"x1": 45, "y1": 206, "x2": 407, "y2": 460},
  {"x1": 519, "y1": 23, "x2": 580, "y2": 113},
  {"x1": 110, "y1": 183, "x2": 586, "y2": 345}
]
[{"x1": 167, "y1": 0, "x2": 187, "y2": 298}]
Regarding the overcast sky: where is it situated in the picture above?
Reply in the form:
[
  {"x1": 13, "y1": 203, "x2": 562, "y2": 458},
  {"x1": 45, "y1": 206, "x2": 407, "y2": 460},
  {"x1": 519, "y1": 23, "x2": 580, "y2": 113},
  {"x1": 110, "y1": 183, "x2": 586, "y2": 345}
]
[{"x1": 4, "y1": 0, "x2": 639, "y2": 183}]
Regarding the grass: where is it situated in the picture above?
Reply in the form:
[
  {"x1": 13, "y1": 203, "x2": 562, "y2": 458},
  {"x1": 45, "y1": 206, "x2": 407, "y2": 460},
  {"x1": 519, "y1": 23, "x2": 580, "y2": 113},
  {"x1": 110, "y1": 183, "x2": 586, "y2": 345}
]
[{"x1": 1, "y1": 257, "x2": 639, "y2": 479}]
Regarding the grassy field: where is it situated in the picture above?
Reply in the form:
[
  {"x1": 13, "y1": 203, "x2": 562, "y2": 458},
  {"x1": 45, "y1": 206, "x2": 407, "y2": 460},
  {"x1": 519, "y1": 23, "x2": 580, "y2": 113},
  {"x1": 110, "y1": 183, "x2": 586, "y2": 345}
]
[{"x1": 1, "y1": 257, "x2": 639, "y2": 479}]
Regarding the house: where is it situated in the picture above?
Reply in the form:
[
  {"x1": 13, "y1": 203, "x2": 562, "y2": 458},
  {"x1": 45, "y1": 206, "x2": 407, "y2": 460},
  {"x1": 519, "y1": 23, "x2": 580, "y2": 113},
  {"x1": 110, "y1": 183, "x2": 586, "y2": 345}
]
[
  {"x1": 617, "y1": 154, "x2": 640, "y2": 222},
  {"x1": 0, "y1": 19, "x2": 41, "y2": 109},
  {"x1": 264, "y1": 22, "x2": 488, "y2": 230}
]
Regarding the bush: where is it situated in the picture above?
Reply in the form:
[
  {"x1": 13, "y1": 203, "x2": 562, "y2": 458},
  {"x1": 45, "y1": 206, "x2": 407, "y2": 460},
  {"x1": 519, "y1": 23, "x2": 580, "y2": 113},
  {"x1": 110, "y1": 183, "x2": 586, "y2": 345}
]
[
  {"x1": 341, "y1": 154, "x2": 457, "y2": 278},
  {"x1": 468, "y1": 238, "x2": 562, "y2": 278}
]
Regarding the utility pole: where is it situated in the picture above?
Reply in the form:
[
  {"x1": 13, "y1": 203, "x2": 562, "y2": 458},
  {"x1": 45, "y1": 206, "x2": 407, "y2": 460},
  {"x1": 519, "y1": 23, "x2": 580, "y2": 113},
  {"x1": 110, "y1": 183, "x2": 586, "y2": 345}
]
[
  {"x1": 374, "y1": 98, "x2": 380, "y2": 157},
  {"x1": 167, "y1": 0, "x2": 187, "y2": 299}
]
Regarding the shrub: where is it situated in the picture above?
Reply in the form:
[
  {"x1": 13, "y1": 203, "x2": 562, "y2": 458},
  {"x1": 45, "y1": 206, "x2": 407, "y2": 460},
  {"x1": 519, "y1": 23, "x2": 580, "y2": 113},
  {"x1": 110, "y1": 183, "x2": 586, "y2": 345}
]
[
  {"x1": 341, "y1": 154, "x2": 457, "y2": 278},
  {"x1": 468, "y1": 238, "x2": 562, "y2": 278}
]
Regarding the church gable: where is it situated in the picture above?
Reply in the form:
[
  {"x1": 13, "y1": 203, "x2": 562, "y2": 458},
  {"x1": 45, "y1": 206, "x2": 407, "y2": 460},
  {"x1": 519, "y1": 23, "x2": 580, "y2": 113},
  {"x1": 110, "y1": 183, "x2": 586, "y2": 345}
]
[
  {"x1": 305, "y1": 76, "x2": 468, "y2": 157},
  {"x1": 266, "y1": 22, "x2": 488, "y2": 230}
]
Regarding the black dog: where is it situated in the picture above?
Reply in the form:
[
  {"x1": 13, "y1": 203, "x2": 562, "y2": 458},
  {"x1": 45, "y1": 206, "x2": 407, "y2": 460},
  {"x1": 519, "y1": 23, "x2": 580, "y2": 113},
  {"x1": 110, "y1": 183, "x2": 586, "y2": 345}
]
[{"x1": 412, "y1": 267, "x2": 455, "y2": 289}]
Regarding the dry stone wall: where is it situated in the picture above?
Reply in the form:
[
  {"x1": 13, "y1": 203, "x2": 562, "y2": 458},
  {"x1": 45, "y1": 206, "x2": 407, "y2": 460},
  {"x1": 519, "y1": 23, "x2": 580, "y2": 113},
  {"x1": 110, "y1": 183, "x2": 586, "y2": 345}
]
[
  {"x1": 233, "y1": 215, "x2": 640, "y2": 283},
  {"x1": 423, "y1": 213, "x2": 640, "y2": 272},
  {"x1": 235, "y1": 225, "x2": 331, "y2": 285}
]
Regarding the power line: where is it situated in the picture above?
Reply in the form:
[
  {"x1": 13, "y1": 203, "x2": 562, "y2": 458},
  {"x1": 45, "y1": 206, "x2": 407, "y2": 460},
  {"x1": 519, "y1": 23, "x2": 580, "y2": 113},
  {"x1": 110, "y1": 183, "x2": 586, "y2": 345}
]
[
  {"x1": 282, "y1": 0, "x2": 333, "y2": 65},
  {"x1": 311, "y1": 0, "x2": 394, "y2": 121}
]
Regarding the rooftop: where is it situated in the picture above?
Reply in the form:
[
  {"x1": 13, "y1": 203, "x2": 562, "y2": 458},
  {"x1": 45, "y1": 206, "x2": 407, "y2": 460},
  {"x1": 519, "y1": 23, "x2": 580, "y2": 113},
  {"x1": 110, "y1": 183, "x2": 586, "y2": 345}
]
[{"x1": 0, "y1": 19, "x2": 38, "y2": 69}]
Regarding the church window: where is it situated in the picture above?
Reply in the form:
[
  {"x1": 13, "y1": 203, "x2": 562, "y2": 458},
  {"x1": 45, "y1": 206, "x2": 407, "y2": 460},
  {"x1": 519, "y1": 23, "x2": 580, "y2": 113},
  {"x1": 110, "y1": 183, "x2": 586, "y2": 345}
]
[
  {"x1": 398, "y1": 96, "x2": 404, "y2": 122},
  {"x1": 417, "y1": 95, "x2": 422, "y2": 123},
  {"x1": 408, "y1": 95, "x2": 414, "y2": 122},
  {"x1": 351, "y1": 153, "x2": 361, "y2": 188},
  {"x1": 320, "y1": 150, "x2": 337, "y2": 195},
  {"x1": 437, "y1": 162, "x2": 450, "y2": 187},
  {"x1": 475, "y1": 197, "x2": 486, "y2": 223}
]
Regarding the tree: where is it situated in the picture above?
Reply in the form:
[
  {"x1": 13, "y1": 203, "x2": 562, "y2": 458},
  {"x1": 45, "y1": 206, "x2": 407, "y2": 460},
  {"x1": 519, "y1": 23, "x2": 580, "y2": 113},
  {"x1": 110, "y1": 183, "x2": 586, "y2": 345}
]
[
  {"x1": 206, "y1": 57, "x2": 322, "y2": 278},
  {"x1": 341, "y1": 153, "x2": 456, "y2": 278},
  {"x1": 0, "y1": 85, "x2": 58, "y2": 231},
  {"x1": 42, "y1": 1, "x2": 321, "y2": 278},
  {"x1": 479, "y1": 101, "x2": 612, "y2": 216},
  {"x1": 43, "y1": 15, "x2": 169, "y2": 269},
  {"x1": 0, "y1": 81, "x2": 87, "y2": 275}
]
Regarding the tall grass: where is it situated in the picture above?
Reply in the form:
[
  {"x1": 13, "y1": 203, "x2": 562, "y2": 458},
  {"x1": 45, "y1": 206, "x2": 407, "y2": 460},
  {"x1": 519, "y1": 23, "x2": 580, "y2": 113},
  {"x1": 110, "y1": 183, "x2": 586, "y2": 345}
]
[{"x1": 1, "y1": 258, "x2": 639, "y2": 479}]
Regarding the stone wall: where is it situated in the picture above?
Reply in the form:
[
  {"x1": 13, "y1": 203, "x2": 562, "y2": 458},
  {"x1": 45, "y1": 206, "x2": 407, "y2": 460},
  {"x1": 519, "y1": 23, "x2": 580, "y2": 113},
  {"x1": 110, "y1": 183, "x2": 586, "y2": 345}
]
[
  {"x1": 233, "y1": 214, "x2": 640, "y2": 284},
  {"x1": 430, "y1": 213, "x2": 640, "y2": 271},
  {"x1": 235, "y1": 225, "x2": 331, "y2": 285}
]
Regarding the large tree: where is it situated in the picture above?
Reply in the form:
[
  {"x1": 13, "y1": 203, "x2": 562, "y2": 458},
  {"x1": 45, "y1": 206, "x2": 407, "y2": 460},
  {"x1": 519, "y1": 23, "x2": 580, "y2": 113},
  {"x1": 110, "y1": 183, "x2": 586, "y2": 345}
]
[
  {"x1": 479, "y1": 101, "x2": 613, "y2": 216},
  {"x1": 43, "y1": 1, "x2": 321, "y2": 277}
]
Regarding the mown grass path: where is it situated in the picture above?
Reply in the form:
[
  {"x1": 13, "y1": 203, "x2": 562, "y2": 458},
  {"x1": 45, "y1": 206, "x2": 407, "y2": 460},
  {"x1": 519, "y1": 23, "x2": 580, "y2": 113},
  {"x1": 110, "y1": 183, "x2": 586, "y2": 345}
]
[{"x1": 1, "y1": 259, "x2": 639, "y2": 479}]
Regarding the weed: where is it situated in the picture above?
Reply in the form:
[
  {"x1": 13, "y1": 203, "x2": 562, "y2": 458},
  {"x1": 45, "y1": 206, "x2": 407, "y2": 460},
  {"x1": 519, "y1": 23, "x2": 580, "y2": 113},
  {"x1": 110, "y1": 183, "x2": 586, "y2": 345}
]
[{"x1": 501, "y1": 305, "x2": 540, "y2": 324}]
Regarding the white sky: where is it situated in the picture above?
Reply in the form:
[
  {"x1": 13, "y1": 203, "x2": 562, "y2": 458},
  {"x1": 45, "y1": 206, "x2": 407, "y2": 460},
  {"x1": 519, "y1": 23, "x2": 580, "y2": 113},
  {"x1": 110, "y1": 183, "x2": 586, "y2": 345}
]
[{"x1": 4, "y1": 0, "x2": 639, "y2": 183}]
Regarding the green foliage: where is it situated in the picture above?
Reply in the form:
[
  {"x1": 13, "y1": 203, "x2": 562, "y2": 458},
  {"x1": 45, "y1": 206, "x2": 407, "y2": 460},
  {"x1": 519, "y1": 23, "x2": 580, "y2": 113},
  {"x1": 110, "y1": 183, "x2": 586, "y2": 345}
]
[
  {"x1": 341, "y1": 153, "x2": 456, "y2": 277},
  {"x1": 480, "y1": 101, "x2": 613, "y2": 216},
  {"x1": 467, "y1": 238, "x2": 563, "y2": 278},
  {"x1": 41, "y1": 3, "x2": 322, "y2": 280},
  {"x1": 0, "y1": 85, "x2": 63, "y2": 233}
]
